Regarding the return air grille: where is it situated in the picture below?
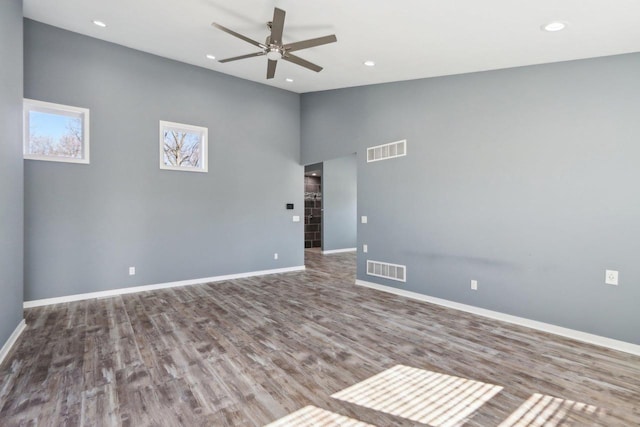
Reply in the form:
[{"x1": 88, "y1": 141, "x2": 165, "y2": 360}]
[
  {"x1": 366, "y1": 260, "x2": 406, "y2": 282},
  {"x1": 367, "y1": 139, "x2": 407, "y2": 163}
]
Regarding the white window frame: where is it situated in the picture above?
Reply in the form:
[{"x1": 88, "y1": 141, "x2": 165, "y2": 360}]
[
  {"x1": 23, "y1": 98, "x2": 90, "y2": 164},
  {"x1": 159, "y1": 120, "x2": 208, "y2": 173}
]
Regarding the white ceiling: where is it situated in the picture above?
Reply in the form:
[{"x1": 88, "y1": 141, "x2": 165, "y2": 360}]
[{"x1": 23, "y1": 0, "x2": 640, "y2": 94}]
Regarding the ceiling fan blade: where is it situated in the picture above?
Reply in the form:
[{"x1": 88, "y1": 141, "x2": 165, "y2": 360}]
[
  {"x1": 212, "y1": 23, "x2": 266, "y2": 49},
  {"x1": 270, "y1": 8, "x2": 286, "y2": 45},
  {"x1": 219, "y1": 51, "x2": 266, "y2": 63},
  {"x1": 284, "y1": 35, "x2": 337, "y2": 53},
  {"x1": 282, "y1": 53, "x2": 323, "y2": 73},
  {"x1": 267, "y1": 59, "x2": 277, "y2": 79}
]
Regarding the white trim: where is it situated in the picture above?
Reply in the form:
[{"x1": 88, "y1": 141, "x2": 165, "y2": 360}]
[
  {"x1": 355, "y1": 279, "x2": 640, "y2": 356},
  {"x1": 23, "y1": 98, "x2": 90, "y2": 164},
  {"x1": 0, "y1": 320, "x2": 26, "y2": 367},
  {"x1": 24, "y1": 266, "x2": 306, "y2": 308},
  {"x1": 159, "y1": 120, "x2": 208, "y2": 173},
  {"x1": 322, "y1": 248, "x2": 357, "y2": 255}
]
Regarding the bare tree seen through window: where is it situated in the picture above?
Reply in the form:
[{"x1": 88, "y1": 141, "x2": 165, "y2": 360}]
[
  {"x1": 162, "y1": 129, "x2": 202, "y2": 168},
  {"x1": 28, "y1": 111, "x2": 83, "y2": 158}
]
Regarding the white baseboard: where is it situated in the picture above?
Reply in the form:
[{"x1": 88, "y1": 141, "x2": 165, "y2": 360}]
[
  {"x1": 322, "y1": 248, "x2": 357, "y2": 255},
  {"x1": 0, "y1": 319, "x2": 26, "y2": 367},
  {"x1": 24, "y1": 265, "x2": 306, "y2": 308},
  {"x1": 355, "y1": 279, "x2": 640, "y2": 356}
]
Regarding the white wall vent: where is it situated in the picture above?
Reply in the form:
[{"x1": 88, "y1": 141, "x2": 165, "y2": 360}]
[
  {"x1": 367, "y1": 139, "x2": 406, "y2": 163},
  {"x1": 366, "y1": 260, "x2": 406, "y2": 282}
]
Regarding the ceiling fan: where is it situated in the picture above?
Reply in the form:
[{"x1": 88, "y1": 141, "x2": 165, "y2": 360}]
[{"x1": 212, "y1": 7, "x2": 337, "y2": 79}]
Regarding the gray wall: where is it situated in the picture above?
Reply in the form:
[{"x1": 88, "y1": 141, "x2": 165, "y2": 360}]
[
  {"x1": 301, "y1": 54, "x2": 640, "y2": 345},
  {"x1": 24, "y1": 20, "x2": 303, "y2": 301},
  {"x1": 322, "y1": 154, "x2": 357, "y2": 251},
  {"x1": 0, "y1": 0, "x2": 24, "y2": 348}
]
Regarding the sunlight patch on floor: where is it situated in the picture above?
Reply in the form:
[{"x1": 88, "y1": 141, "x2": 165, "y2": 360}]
[
  {"x1": 498, "y1": 393, "x2": 603, "y2": 426},
  {"x1": 331, "y1": 364, "x2": 503, "y2": 427},
  {"x1": 264, "y1": 405, "x2": 375, "y2": 427}
]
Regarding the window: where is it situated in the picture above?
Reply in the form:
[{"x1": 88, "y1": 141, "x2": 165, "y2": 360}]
[
  {"x1": 23, "y1": 99, "x2": 90, "y2": 164},
  {"x1": 159, "y1": 120, "x2": 208, "y2": 173}
]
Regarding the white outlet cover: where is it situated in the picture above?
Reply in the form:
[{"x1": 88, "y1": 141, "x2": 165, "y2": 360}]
[
  {"x1": 471, "y1": 280, "x2": 478, "y2": 290},
  {"x1": 129, "y1": 266, "x2": 135, "y2": 275},
  {"x1": 361, "y1": 216, "x2": 368, "y2": 224},
  {"x1": 292, "y1": 215, "x2": 300, "y2": 222},
  {"x1": 274, "y1": 253, "x2": 278, "y2": 260},
  {"x1": 363, "y1": 244, "x2": 368, "y2": 253},
  {"x1": 605, "y1": 269, "x2": 618, "y2": 285}
]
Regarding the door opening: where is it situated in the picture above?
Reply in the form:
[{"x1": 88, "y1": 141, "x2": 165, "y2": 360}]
[{"x1": 304, "y1": 163, "x2": 323, "y2": 249}]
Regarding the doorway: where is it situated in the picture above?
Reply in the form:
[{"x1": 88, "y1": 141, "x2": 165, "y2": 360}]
[
  {"x1": 303, "y1": 154, "x2": 357, "y2": 254},
  {"x1": 304, "y1": 163, "x2": 323, "y2": 249}
]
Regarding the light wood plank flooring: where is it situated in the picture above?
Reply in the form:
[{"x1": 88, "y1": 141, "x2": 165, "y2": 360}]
[{"x1": 1, "y1": 250, "x2": 639, "y2": 426}]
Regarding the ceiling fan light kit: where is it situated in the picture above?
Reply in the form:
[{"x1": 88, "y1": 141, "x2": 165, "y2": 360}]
[
  {"x1": 266, "y1": 47, "x2": 282, "y2": 61},
  {"x1": 212, "y1": 7, "x2": 337, "y2": 79}
]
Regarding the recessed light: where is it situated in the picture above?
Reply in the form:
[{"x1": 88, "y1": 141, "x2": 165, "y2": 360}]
[
  {"x1": 285, "y1": 78, "x2": 294, "y2": 82},
  {"x1": 542, "y1": 21, "x2": 567, "y2": 32},
  {"x1": 363, "y1": 60, "x2": 376, "y2": 67},
  {"x1": 92, "y1": 20, "x2": 107, "y2": 28},
  {"x1": 205, "y1": 54, "x2": 216, "y2": 60}
]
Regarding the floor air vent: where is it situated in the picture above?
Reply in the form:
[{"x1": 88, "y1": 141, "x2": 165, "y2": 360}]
[
  {"x1": 367, "y1": 139, "x2": 406, "y2": 163},
  {"x1": 366, "y1": 260, "x2": 406, "y2": 282}
]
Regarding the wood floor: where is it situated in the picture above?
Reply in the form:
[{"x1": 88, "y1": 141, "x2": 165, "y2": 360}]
[{"x1": 1, "y1": 250, "x2": 639, "y2": 426}]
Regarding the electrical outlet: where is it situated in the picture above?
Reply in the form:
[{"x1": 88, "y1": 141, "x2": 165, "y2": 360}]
[
  {"x1": 471, "y1": 280, "x2": 478, "y2": 290},
  {"x1": 361, "y1": 216, "x2": 368, "y2": 224},
  {"x1": 363, "y1": 244, "x2": 368, "y2": 253},
  {"x1": 292, "y1": 215, "x2": 300, "y2": 222},
  {"x1": 129, "y1": 266, "x2": 135, "y2": 276},
  {"x1": 605, "y1": 270, "x2": 618, "y2": 286},
  {"x1": 274, "y1": 253, "x2": 278, "y2": 260}
]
